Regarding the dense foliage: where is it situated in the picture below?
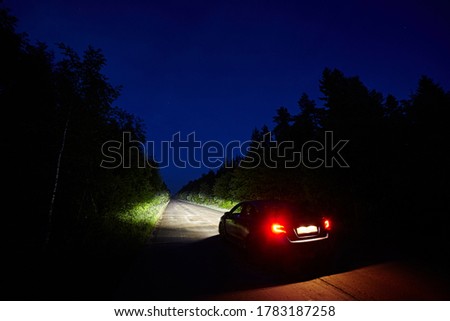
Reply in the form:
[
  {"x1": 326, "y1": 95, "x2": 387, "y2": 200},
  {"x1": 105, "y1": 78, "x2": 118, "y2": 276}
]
[
  {"x1": 1, "y1": 4, "x2": 168, "y2": 298},
  {"x1": 177, "y1": 68, "x2": 450, "y2": 249}
]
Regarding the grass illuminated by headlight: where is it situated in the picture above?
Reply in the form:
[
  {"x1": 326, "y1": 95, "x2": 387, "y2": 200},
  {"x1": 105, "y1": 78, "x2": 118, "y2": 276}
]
[{"x1": 106, "y1": 193, "x2": 170, "y2": 247}]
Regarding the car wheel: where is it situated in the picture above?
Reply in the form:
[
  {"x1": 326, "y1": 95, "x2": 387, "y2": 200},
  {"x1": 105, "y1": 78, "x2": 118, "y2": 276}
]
[
  {"x1": 245, "y1": 234, "x2": 263, "y2": 263},
  {"x1": 218, "y1": 222, "x2": 225, "y2": 239}
]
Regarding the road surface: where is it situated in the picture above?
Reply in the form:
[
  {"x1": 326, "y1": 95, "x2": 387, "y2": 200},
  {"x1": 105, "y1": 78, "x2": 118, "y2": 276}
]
[{"x1": 116, "y1": 200, "x2": 450, "y2": 300}]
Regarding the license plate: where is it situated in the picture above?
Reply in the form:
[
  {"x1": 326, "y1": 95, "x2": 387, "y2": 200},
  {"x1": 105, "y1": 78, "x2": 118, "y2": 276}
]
[{"x1": 296, "y1": 225, "x2": 318, "y2": 235}]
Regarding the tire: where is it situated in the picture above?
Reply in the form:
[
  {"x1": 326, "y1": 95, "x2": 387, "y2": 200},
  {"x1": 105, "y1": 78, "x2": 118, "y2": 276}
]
[
  {"x1": 218, "y1": 222, "x2": 225, "y2": 239},
  {"x1": 245, "y1": 234, "x2": 265, "y2": 264}
]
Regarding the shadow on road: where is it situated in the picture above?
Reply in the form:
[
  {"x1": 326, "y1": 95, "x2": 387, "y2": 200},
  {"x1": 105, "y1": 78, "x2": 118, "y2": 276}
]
[{"x1": 115, "y1": 233, "x2": 399, "y2": 300}]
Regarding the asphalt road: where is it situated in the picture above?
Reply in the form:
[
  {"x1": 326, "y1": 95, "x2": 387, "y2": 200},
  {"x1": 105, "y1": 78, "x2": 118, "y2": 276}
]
[{"x1": 115, "y1": 200, "x2": 450, "y2": 300}]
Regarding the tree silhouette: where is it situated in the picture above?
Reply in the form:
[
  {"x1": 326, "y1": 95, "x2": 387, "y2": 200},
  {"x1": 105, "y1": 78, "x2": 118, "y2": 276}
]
[
  {"x1": 177, "y1": 67, "x2": 450, "y2": 260},
  {"x1": 1, "y1": 3, "x2": 168, "y2": 271},
  {"x1": 273, "y1": 106, "x2": 292, "y2": 142}
]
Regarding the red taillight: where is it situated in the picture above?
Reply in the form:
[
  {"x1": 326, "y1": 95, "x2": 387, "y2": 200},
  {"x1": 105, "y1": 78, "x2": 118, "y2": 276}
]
[
  {"x1": 271, "y1": 223, "x2": 286, "y2": 234},
  {"x1": 323, "y1": 218, "x2": 331, "y2": 231}
]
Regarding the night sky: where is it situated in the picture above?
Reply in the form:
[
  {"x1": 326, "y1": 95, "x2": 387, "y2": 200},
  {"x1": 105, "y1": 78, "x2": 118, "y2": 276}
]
[{"x1": 7, "y1": 0, "x2": 450, "y2": 193}]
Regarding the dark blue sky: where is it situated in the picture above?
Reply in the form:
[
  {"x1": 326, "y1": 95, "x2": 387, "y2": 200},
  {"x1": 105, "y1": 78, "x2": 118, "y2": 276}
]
[{"x1": 7, "y1": 0, "x2": 450, "y2": 193}]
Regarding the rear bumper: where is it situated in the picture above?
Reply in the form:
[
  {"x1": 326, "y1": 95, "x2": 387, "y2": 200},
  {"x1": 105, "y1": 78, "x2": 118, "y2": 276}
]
[
  {"x1": 287, "y1": 234, "x2": 329, "y2": 243},
  {"x1": 266, "y1": 235, "x2": 334, "y2": 260}
]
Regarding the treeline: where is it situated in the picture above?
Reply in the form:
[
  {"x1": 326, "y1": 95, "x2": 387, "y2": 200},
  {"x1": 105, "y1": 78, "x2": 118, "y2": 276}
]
[
  {"x1": 177, "y1": 68, "x2": 450, "y2": 249},
  {"x1": 1, "y1": 3, "x2": 168, "y2": 292}
]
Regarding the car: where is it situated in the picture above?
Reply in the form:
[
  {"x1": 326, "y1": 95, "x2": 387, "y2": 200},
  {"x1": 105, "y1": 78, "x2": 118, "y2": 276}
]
[{"x1": 218, "y1": 200, "x2": 334, "y2": 266}]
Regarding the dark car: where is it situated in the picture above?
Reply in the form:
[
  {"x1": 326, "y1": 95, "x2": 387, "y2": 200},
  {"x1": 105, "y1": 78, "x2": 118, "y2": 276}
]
[{"x1": 219, "y1": 200, "x2": 333, "y2": 265}]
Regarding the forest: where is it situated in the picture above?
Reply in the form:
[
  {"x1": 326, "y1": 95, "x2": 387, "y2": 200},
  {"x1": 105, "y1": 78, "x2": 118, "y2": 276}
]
[
  {"x1": 177, "y1": 67, "x2": 450, "y2": 257},
  {"x1": 1, "y1": 4, "x2": 169, "y2": 299}
]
